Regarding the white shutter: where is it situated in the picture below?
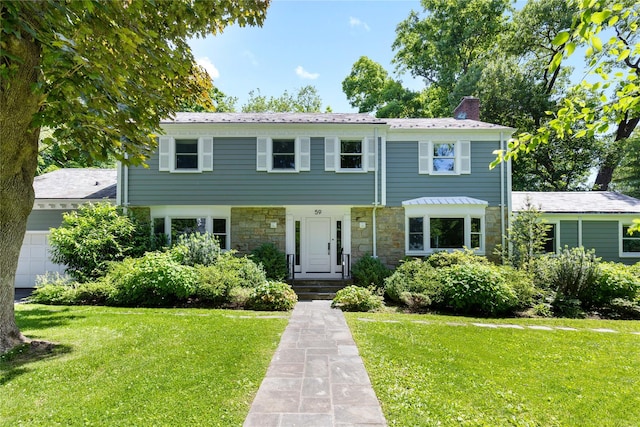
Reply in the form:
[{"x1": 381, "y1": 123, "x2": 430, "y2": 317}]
[
  {"x1": 298, "y1": 137, "x2": 311, "y2": 171},
  {"x1": 418, "y1": 141, "x2": 431, "y2": 174},
  {"x1": 158, "y1": 136, "x2": 173, "y2": 171},
  {"x1": 365, "y1": 136, "x2": 376, "y2": 171},
  {"x1": 200, "y1": 137, "x2": 214, "y2": 171},
  {"x1": 459, "y1": 140, "x2": 471, "y2": 174},
  {"x1": 256, "y1": 137, "x2": 270, "y2": 171},
  {"x1": 324, "y1": 137, "x2": 338, "y2": 171}
]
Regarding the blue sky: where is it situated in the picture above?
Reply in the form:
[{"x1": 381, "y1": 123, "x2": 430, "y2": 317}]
[{"x1": 188, "y1": 0, "x2": 423, "y2": 112}]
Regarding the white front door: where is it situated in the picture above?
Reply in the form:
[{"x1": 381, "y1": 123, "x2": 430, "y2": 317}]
[{"x1": 304, "y1": 217, "x2": 332, "y2": 273}]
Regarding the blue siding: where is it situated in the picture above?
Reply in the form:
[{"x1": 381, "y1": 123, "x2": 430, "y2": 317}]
[
  {"x1": 26, "y1": 210, "x2": 68, "y2": 231},
  {"x1": 582, "y1": 221, "x2": 627, "y2": 263},
  {"x1": 127, "y1": 137, "x2": 376, "y2": 206},
  {"x1": 385, "y1": 141, "x2": 503, "y2": 206}
]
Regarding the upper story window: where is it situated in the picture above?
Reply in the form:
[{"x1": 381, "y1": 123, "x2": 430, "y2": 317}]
[
  {"x1": 621, "y1": 224, "x2": 640, "y2": 257},
  {"x1": 272, "y1": 139, "x2": 296, "y2": 170},
  {"x1": 340, "y1": 140, "x2": 363, "y2": 169},
  {"x1": 418, "y1": 140, "x2": 471, "y2": 175},
  {"x1": 175, "y1": 139, "x2": 198, "y2": 170},
  {"x1": 158, "y1": 136, "x2": 213, "y2": 173},
  {"x1": 325, "y1": 136, "x2": 376, "y2": 173},
  {"x1": 256, "y1": 137, "x2": 310, "y2": 173}
]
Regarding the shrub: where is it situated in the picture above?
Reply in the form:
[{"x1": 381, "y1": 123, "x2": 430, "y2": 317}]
[
  {"x1": 599, "y1": 298, "x2": 640, "y2": 320},
  {"x1": 438, "y1": 263, "x2": 517, "y2": 316},
  {"x1": 550, "y1": 247, "x2": 600, "y2": 308},
  {"x1": 48, "y1": 202, "x2": 159, "y2": 282},
  {"x1": 29, "y1": 273, "x2": 76, "y2": 304},
  {"x1": 71, "y1": 280, "x2": 114, "y2": 305},
  {"x1": 500, "y1": 266, "x2": 537, "y2": 308},
  {"x1": 425, "y1": 249, "x2": 490, "y2": 268},
  {"x1": 227, "y1": 287, "x2": 253, "y2": 309},
  {"x1": 351, "y1": 255, "x2": 391, "y2": 291},
  {"x1": 532, "y1": 303, "x2": 553, "y2": 318},
  {"x1": 399, "y1": 292, "x2": 431, "y2": 311},
  {"x1": 384, "y1": 259, "x2": 440, "y2": 304},
  {"x1": 584, "y1": 262, "x2": 640, "y2": 308},
  {"x1": 248, "y1": 281, "x2": 298, "y2": 311},
  {"x1": 106, "y1": 251, "x2": 198, "y2": 307},
  {"x1": 173, "y1": 232, "x2": 221, "y2": 266},
  {"x1": 251, "y1": 243, "x2": 288, "y2": 280},
  {"x1": 331, "y1": 285, "x2": 382, "y2": 312}
]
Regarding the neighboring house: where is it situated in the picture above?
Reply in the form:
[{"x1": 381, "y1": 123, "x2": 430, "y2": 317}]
[
  {"x1": 512, "y1": 191, "x2": 640, "y2": 264},
  {"x1": 16, "y1": 168, "x2": 116, "y2": 288},
  {"x1": 120, "y1": 98, "x2": 514, "y2": 279}
]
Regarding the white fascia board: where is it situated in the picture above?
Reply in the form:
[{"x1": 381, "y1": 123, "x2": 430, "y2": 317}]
[
  {"x1": 33, "y1": 199, "x2": 115, "y2": 210},
  {"x1": 386, "y1": 129, "x2": 515, "y2": 142},
  {"x1": 160, "y1": 123, "x2": 384, "y2": 138}
]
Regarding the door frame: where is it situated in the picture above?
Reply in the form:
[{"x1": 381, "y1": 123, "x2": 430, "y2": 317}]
[{"x1": 286, "y1": 206, "x2": 351, "y2": 279}]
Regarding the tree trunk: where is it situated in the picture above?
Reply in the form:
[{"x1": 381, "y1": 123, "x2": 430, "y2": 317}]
[
  {"x1": 593, "y1": 116, "x2": 640, "y2": 191},
  {"x1": 0, "y1": 31, "x2": 42, "y2": 354}
]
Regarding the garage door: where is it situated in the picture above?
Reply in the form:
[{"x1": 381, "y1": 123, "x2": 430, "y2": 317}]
[{"x1": 15, "y1": 232, "x2": 65, "y2": 288}]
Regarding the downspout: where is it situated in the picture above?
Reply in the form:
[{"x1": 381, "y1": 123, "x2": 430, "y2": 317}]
[
  {"x1": 372, "y1": 127, "x2": 379, "y2": 258},
  {"x1": 500, "y1": 132, "x2": 505, "y2": 256},
  {"x1": 123, "y1": 155, "x2": 129, "y2": 214}
]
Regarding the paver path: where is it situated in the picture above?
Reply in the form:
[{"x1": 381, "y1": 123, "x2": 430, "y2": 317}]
[{"x1": 244, "y1": 300, "x2": 387, "y2": 427}]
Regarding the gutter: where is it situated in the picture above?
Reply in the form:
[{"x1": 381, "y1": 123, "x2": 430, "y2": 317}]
[
  {"x1": 372, "y1": 127, "x2": 380, "y2": 258},
  {"x1": 500, "y1": 131, "x2": 505, "y2": 258}
]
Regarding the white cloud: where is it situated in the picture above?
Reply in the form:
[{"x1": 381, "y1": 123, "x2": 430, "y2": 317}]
[
  {"x1": 349, "y1": 16, "x2": 370, "y2": 31},
  {"x1": 295, "y1": 65, "x2": 319, "y2": 80},
  {"x1": 196, "y1": 57, "x2": 219, "y2": 79}
]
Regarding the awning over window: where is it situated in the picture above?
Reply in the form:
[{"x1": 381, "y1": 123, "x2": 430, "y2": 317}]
[{"x1": 402, "y1": 196, "x2": 488, "y2": 206}]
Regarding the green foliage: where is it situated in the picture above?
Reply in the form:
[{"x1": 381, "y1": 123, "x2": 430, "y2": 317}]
[
  {"x1": 585, "y1": 262, "x2": 640, "y2": 308},
  {"x1": 241, "y1": 86, "x2": 326, "y2": 113},
  {"x1": 248, "y1": 281, "x2": 298, "y2": 311},
  {"x1": 106, "y1": 252, "x2": 198, "y2": 307},
  {"x1": 500, "y1": 266, "x2": 538, "y2": 309},
  {"x1": 251, "y1": 243, "x2": 288, "y2": 281},
  {"x1": 331, "y1": 286, "x2": 383, "y2": 312},
  {"x1": 173, "y1": 232, "x2": 222, "y2": 267},
  {"x1": 600, "y1": 298, "x2": 640, "y2": 320},
  {"x1": 195, "y1": 253, "x2": 267, "y2": 306},
  {"x1": 438, "y1": 264, "x2": 518, "y2": 316},
  {"x1": 48, "y1": 202, "x2": 158, "y2": 282},
  {"x1": 351, "y1": 255, "x2": 391, "y2": 291},
  {"x1": 549, "y1": 247, "x2": 600, "y2": 311},
  {"x1": 498, "y1": 201, "x2": 552, "y2": 268},
  {"x1": 384, "y1": 258, "x2": 440, "y2": 304},
  {"x1": 399, "y1": 292, "x2": 432, "y2": 311},
  {"x1": 425, "y1": 249, "x2": 490, "y2": 268},
  {"x1": 30, "y1": 273, "x2": 114, "y2": 305}
]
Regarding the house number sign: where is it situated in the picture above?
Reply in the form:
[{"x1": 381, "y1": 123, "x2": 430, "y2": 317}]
[{"x1": 314, "y1": 209, "x2": 322, "y2": 215}]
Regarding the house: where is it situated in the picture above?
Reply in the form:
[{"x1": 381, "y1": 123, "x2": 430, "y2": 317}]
[
  {"x1": 16, "y1": 168, "x2": 116, "y2": 287},
  {"x1": 118, "y1": 97, "x2": 514, "y2": 280},
  {"x1": 512, "y1": 191, "x2": 640, "y2": 264}
]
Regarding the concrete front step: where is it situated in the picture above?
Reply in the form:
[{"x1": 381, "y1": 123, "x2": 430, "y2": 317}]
[{"x1": 289, "y1": 280, "x2": 352, "y2": 301}]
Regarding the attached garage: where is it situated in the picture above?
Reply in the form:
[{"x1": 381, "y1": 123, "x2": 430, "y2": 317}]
[{"x1": 16, "y1": 168, "x2": 117, "y2": 288}]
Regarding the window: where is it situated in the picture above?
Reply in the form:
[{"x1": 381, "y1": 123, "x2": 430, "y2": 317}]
[
  {"x1": 158, "y1": 136, "x2": 213, "y2": 173},
  {"x1": 432, "y1": 143, "x2": 455, "y2": 173},
  {"x1": 175, "y1": 139, "x2": 198, "y2": 170},
  {"x1": 543, "y1": 223, "x2": 557, "y2": 253},
  {"x1": 256, "y1": 137, "x2": 310, "y2": 172},
  {"x1": 171, "y1": 217, "x2": 206, "y2": 243},
  {"x1": 403, "y1": 197, "x2": 488, "y2": 255},
  {"x1": 212, "y1": 218, "x2": 227, "y2": 248},
  {"x1": 324, "y1": 136, "x2": 375, "y2": 172},
  {"x1": 418, "y1": 140, "x2": 471, "y2": 175},
  {"x1": 272, "y1": 139, "x2": 296, "y2": 170},
  {"x1": 340, "y1": 140, "x2": 363, "y2": 169},
  {"x1": 622, "y1": 224, "x2": 640, "y2": 256}
]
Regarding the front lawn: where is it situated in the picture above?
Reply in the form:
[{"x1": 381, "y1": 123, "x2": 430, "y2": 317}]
[
  {"x1": 346, "y1": 312, "x2": 640, "y2": 427},
  {"x1": 1, "y1": 304, "x2": 288, "y2": 426}
]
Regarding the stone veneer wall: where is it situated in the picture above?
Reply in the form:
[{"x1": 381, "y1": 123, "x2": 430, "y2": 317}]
[
  {"x1": 230, "y1": 207, "x2": 286, "y2": 255},
  {"x1": 351, "y1": 206, "x2": 505, "y2": 268}
]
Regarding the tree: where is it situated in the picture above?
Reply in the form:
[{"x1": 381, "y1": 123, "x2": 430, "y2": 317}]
[
  {"x1": 495, "y1": 0, "x2": 639, "y2": 192},
  {"x1": 611, "y1": 133, "x2": 640, "y2": 198},
  {"x1": 0, "y1": 0, "x2": 269, "y2": 354},
  {"x1": 180, "y1": 87, "x2": 239, "y2": 113},
  {"x1": 241, "y1": 85, "x2": 327, "y2": 113}
]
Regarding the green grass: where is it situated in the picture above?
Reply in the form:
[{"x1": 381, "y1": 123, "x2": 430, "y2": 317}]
[
  {"x1": 1, "y1": 304, "x2": 289, "y2": 426},
  {"x1": 345, "y1": 312, "x2": 640, "y2": 427}
]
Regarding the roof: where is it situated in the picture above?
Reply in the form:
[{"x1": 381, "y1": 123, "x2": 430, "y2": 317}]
[
  {"x1": 402, "y1": 196, "x2": 489, "y2": 206},
  {"x1": 513, "y1": 191, "x2": 640, "y2": 214},
  {"x1": 34, "y1": 168, "x2": 117, "y2": 200},
  {"x1": 162, "y1": 112, "x2": 513, "y2": 130}
]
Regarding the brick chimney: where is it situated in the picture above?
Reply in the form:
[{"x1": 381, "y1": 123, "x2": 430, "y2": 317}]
[{"x1": 453, "y1": 96, "x2": 480, "y2": 120}]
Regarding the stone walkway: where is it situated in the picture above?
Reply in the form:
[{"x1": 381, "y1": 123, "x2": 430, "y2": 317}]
[{"x1": 244, "y1": 300, "x2": 387, "y2": 427}]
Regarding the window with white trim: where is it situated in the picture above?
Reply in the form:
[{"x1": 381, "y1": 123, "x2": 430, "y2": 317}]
[
  {"x1": 621, "y1": 224, "x2": 640, "y2": 256},
  {"x1": 325, "y1": 136, "x2": 375, "y2": 172},
  {"x1": 406, "y1": 215, "x2": 484, "y2": 254},
  {"x1": 152, "y1": 216, "x2": 229, "y2": 249},
  {"x1": 158, "y1": 136, "x2": 213, "y2": 173},
  {"x1": 256, "y1": 137, "x2": 310, "y2": 172},
  {"x1": 543, "y1": 223, "x2": 557, "y2": 253},
  {"x1": 418, "y1": 140, "x2": 471, "y2": 175}
]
